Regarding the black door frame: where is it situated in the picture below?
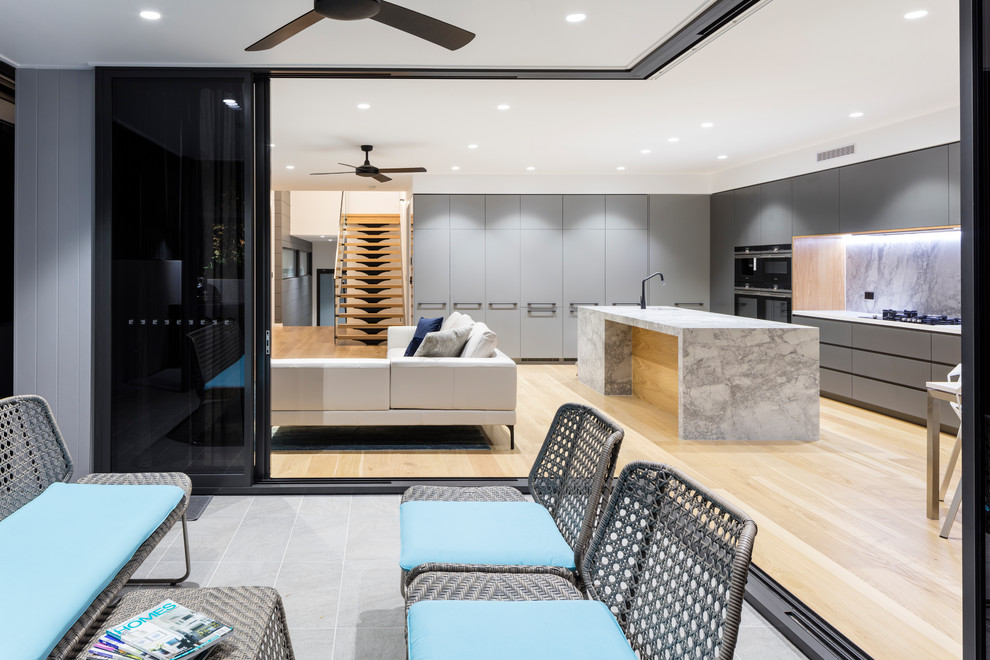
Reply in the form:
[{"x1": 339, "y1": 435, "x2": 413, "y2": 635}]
[{"x1": 316, "y1": 268, "x2": 336, "y2": 327}]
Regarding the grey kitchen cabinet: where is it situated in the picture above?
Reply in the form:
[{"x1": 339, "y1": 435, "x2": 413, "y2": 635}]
[
  {"x1": 449, "y1": 195, "x2": 485, "y2": 229},
  {"x1": 949, "y1": 142, "x2": 960, "y2": 226},
  {"x1": 563, "y1": 195, "x2": 605, "y2": 230},
  {"x1": 520, "y1": 229, "x2": 563, "y2": 358},
  {"x1": 485, "y1": 195, "x2": 520, "y2": 229},
  {"x1": 852, "y1": 324, "x2": 931, "y2": 361},
  {"x1": 563, "y1": 229, "x2": 606, "y2": 359},
  {"x1": 839, "y1": 145, "x2": 950, "y2": 232},
  {"x1": 852, "y1": 375, "x2": 928, "y2": 420},
  {"x1": 821, "y1": 369, "x2": 852, "y2": 398},
  {"x1": 852, "y1": 350, "x2": 931, "y2": 387},
  {"x1": 485, "y1": 229, "x2": 521, "y2": 358},
  {"x1": 413, "y1": 195, "x2": 449, "y2": 230},
  {"x1": 521, "y1": 195, "x2": 563, "y2": 229},
  {"x1": 605, "y1": 195, "x2": 648, "y2": 230},
  {"x1": 735, "y1": 296, "x2": 758, "y2": 318},
  {"x1": 821, "y1": 344, "x2": 852, "y2": 372},
  {"x1": 647, "y1": 194, "x2": 710, "y2": 309},
  {"x1": 449, "y1": 229, "x2": 486, "y2": 322},
  {"x1": 733, "y1": 185, "x2": 762, "y2": 247},
  {"x1": 792, "y1": 169, "x2": 839, "y2": 237},
  {"x1": 412, "y1": 228, "x2": 450, "y2": 315},
  {"x1": 760, "y1": 179, "x2": 793, "y2": 244},
  {"x1": 710, "y1": 192, "x2": 735, "y2": 314},
  {"x1": 932, "y1": 333, "x2": 961, "y2": 366},
  {"x1": 605, "y1": 229, "x2": 649, "y2": 307}
]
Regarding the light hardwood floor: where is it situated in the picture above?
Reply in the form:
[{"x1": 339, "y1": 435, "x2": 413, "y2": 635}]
[{"x1": 269, "y1": 327, "x2": 963, "y2": 659}]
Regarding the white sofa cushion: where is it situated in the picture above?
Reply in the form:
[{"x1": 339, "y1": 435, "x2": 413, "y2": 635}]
[
  {"x1": 460, "y1": 322, "x2": 498, "y2": 358},
  {"x1": 441, "y1": 312, "x2": 474, "y2": 331},
  {"x1": 414, "y1": 325, "x2": 473, "y2": 357},
  {"x1": 390, "y1": 350, "x2": 517, "y2": 411},
  {"x1": 271, "y1": 358, "x2": 390, "y2": 411}
]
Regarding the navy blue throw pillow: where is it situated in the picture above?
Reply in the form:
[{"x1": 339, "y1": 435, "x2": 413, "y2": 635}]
[{"x1": 405, "y1": 316, "x2": 443, "y2": 356}]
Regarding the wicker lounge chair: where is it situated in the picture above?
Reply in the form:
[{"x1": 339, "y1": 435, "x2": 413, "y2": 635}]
[
  {"x1": 406, "y1": 460, "x2": 758, "y2": 660},
  {"x1": 399, "y1": 403, "x2": 624, "y2": 590},
  {"x1": 0, "y1": 394, "x2": 191, "y2": 660}
]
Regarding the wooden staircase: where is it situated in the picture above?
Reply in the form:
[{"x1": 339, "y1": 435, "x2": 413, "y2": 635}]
[{"x1": 335, "y1": 214, "x2": 407, "y2": 345}]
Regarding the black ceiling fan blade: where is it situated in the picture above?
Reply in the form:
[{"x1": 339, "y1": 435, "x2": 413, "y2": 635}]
[
  {"x1": 310, "y1": 171, "x2": 353, "y2": 176},
  {"x1": 372, "y1": 174, "x2": 393, "y2": 183},
  {"x1": 377, "y1": 167, "x2": 428, "y2": 173},
  {"x1": 338, "y1": 162, "x2": 361, "y2": 169},
  {"x1": 246, "y1": 10, "x2": 324, "y2": 51},
  {"x1": 370, "y1": 2, "x2": 475, "y2": 51}
]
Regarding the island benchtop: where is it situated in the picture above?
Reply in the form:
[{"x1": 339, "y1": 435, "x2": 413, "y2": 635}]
[{"x1": 576, "y1": 305, "x2": 815, "y2": 336}]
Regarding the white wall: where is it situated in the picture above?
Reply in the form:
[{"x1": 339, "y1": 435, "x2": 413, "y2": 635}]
[
  {"x1": 289, "y1": 190, "x2": 342, "y2": 238},
  {"x1": 711, "y1": 106, "x2": 961, "y2": 192},
  {"x1": 342, "y1": 191, "x2": 404, "y2": 214}
]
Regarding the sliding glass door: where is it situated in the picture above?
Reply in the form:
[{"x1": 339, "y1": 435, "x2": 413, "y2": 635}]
[{"x1": 95, "y1": 71, "x2": 255, "y2": 488}]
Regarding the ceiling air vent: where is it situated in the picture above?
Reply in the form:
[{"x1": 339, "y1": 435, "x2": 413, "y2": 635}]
[{"x1": 817, "y1": 144, "x2": 855, "y2": 162}]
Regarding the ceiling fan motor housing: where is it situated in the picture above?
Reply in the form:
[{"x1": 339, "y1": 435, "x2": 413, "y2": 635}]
[{"x1": 315, "y1": 0, "x2": 382, "y2": 21}]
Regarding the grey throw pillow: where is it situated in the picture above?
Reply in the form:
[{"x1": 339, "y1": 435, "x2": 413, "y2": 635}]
[{"x1": 413, "y1": 325, "x2": 473, "y2": 357}]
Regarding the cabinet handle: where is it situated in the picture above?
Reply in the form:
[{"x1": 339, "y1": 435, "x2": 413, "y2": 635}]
[
  {"x1": 674, "y1": 302, "x2": 705, "y2": 307},
  {"x1": 611, "y1": 302, "x2": 640, "y2": 306},
  {"x1": 527, "y1": 303, "x2": 557, "y2": 309},
  {"x1": 488, "y1": 302, "x2": 518, "y2": 310},
  {"x1": 453, "y1": 302, "x2": 483, "y2": 309},
  {"x1": 569, "y1": 302, "x2": 600, "y2": 312},
  {"x1": 417, "y1": 302, "x2": 447, "y2": 309}
]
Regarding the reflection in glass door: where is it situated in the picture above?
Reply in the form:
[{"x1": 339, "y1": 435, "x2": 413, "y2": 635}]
[{"x1": 96, "y1": 72, "x2": 254, "y2": 486}]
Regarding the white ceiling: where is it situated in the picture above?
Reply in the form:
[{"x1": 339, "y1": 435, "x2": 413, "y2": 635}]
[{"x1": 0, "y1": 0, "x2": 961, "y2": 192}]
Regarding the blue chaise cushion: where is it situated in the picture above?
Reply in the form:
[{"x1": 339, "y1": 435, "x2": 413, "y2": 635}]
[
  {"x1": 404, "y1": 316, "x2": 443, "y2": 356},
  {"x1": 399, "y1": 501, "x2": 575, "y2": 571},
  {"x1": 407, "y1": 600, "x2": 638, "y2": 660},
  {"x1": 204, "y1": 354, "x2": 245, "y2": 390},
  {"x1": 0, "y1": 482, "x2": 184, "y2": 660}
]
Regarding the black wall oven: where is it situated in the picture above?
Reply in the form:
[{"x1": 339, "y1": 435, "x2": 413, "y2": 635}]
[{"x1": 734, "y1": 244, "x2": 792, "y2": 322}]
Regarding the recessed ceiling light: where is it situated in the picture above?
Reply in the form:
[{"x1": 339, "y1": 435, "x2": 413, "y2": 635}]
[
  {"x1": 668, "y1": 137, "x2": 679, "y2": 143},
  {"x1": 849, "y1": 111, "x2": 864, "y2": 118},
  {"x1": 641, "y1": 149, "x2": 652, "y2": 154},
  {"x1": 286, "y1": 165, "x2": 295, "y2": 170},
  {"x1": 717, "y1": 155, "x2": 728, "y2": 160},
  {"x1": 451, "y1": 166, "x2": 461, "y2": 171},
  {"x1": 526, "y1": 166, "x2": 535, "y2": 171},
  {"x1": 616, "y1": 166, "x2": 626, "y2": 171},
  {"x1": 467, "y1": 144, "x2": 478, "y2": 149},
  {"x1": 904, "y1": 10, "x2": 928, "y2": 19},
  {"x1": 701, "y1": 122, "x2": 714, "y2": 128},
  {"x1": 139, "y1": 10, "x2": 161, "y2": 20},
  {"x1": 496, "y1": 104, "x2": 511, "y2": 111},
  {"x1": 268, "y1": 143, "x2": 276, "y2": 148},
  {"x1": 356, "y1": 103, "x2": 371, "y2": 110},
  {"x1": 320, "y1": 235, "x2": 326, "y2": 238},
  {"x1": 566, "y1": 13, "x2": 586, "y2": 22}
]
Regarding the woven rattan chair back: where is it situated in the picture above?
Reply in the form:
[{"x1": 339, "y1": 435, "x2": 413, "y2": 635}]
[
  {"x1": 582, "y1": 461, "x2": 758, "y2": 660},
  {"x1": 528, "y1": 403, "x2": 624, "y2": 572},
  {"x1": 0, "y1": 394, "x2": 73, "y2": 521}
]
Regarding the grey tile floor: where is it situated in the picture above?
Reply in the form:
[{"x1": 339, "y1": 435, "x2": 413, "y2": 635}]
[{"x1": 132, "y1": 495, "x2": 807, "y2": 660}]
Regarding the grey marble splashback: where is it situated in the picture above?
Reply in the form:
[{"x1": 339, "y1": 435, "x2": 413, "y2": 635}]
[{"x1": 845, "y1": 231, "x2": 961, "y2": 316}]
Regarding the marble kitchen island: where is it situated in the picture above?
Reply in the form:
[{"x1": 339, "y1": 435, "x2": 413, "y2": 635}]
[{"x1": 578, "y1": 306, "x2": 820, "y2": 441}]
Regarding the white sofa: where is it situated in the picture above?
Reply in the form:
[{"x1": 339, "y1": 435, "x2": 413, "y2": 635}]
[{"x1": 270, "y1": 325, "x2": 518, "y2": 447}]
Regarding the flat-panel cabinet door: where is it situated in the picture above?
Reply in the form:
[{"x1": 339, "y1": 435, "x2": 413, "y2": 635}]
[
  {"x1": 563, "y1": 230, "x2": 605, "y2": 359},
  {"x1": 449, "y1": 195, "x2": 485, "y2": 229},
  {"x1": 710, "y1": 192, "x2": 734, "y2": 314},
  {"x1": 486, "y1": 195, "x2": 520, "y2": 229},
  {"x1": 520, "y1": 229, "x2": 563, "y2": 359},
  {"x1": 563, "y1": 195, "x2": 605, "y2": 230},
  {"x1": 485, "y1": 229, "x2": 521, "y2": 358},
  {"x1": 521, "y1": 195, "x2": 563, "y2": 229},
  {"x1": 733, "y1": 185, "x2": 762, "y2": 246},
  {"x1": 760, "y1": 179, "x2": 792, "y2": 244},
  {"x1": 605, "y1": 195, "x2": 648, "y2": 230},
  {"x1": 412, "y1": 228, "x2": 449, "y2": 316},
  {"x1": 792, "y1": 169, "x2": 839, "y2": 236},
  {"x1": 648, "y1": 195, "x2": 709, "y2": 309},
  {"x1": 449, "y1": 229, "x2": 486, "y2": 322},
  {"x1": 606, "y1": 229, "x2": 649, "y2": 307},
  {"x1": 413, "y1": 195, "x2": 449, "y2": 230},
  {"x1": 949, "y1": 142, "x2": 960, "y2": 226}
]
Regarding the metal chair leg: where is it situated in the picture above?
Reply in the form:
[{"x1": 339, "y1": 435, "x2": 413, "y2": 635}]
[
  {"x1": 939, "y1": 428, "x2": 962, "y2": 500},
  {"x1": 940, "y1": 485, "x2": 963, "y2": 539},
  {"x1": 509, "y1": 425, "x2": 515, "y2": 450},
  {"x1": 129, "y1": 513, "x2": 192, "y2": 585}
]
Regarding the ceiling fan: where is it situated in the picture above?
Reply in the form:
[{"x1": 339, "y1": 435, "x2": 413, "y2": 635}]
[
  {"x1": 246, "y1": 0, "x2": 475, "y2": 52},
  {"x1": 310, "y1": 145, "x2": 427, "y2": 183}
]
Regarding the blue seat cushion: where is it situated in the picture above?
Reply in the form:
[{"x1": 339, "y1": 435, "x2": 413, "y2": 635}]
[
  {"x1": 407, "y1": 600, "x2": 638, "y2": 660},
  {"x1": 404, "y1": 316, "x2": 443, "y2": 356},
  {"x1": 204, "y1": 355, "x2": 244, "y2": 390},
  {"x1": 399, "y1": 501, "x2": 575, "y2": 571},
  {"x1": 0, "y1": 482, "x2": 184, "y2": 660}
]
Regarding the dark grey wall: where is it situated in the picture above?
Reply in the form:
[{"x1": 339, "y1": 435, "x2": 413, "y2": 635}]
[
  {"x1": 281, "y1": 276, "x2": 313, "y2": 326},
  {"x1": 14, "y1": 69, "x2": 95, "y2": 480}
]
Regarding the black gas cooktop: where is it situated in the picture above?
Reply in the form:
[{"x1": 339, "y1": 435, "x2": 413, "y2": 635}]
[{"x1": 880, "y1": 309, "x2": 962, "y2": 325}]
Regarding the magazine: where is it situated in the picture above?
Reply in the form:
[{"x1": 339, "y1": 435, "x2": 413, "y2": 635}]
[{"x1": 86, "y1": 600, "x2": 232, "y2": 660}]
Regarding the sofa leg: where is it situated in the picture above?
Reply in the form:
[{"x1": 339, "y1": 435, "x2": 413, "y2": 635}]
[
  {"x1": 509, "y1": 425, "x2": 515, "y2": 450},
  {"x1": 129, "y1": 513, "x2": 192, "y2": 586}
]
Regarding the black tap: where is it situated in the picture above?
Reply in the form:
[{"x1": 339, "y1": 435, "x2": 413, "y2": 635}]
[{"x1": 640, "y1": 272, "x2": 665, "y2": 309}]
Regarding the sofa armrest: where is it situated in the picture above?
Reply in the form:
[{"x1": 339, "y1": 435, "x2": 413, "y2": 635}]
[{"x1": 388, "y1": 326, "x2": 416, "y2": 351}]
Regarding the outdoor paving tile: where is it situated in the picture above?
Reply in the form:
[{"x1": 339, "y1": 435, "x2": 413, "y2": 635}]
[
  {"x1": 335, "y1": 560, "x2": 404, "y2": 628},
  {"x1": 275, "y1": 561, "x2": 343, "y2": 630},
  {"x1": 207, "y1": 561, "x2": 281, "y2": 588},
  {"x1": 286, "y1": 629, "x2": 335, "y2": 660},
  {"x1": 331, "y1": 626, "x2": 405, "y2": 660},
  {"x1": 222, "y1": 514, "x2": 295, "y2": 562}
]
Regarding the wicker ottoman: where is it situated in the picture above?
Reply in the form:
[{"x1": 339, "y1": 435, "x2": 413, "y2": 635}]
[{"x1": 72, "y1": 586, "x2": 295, "y2": 660}]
